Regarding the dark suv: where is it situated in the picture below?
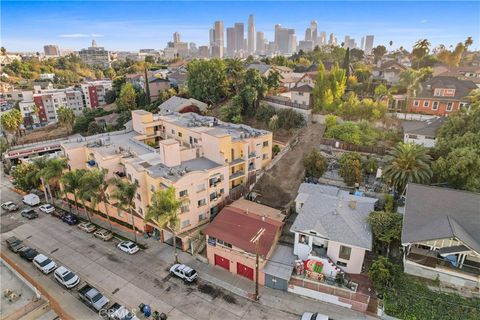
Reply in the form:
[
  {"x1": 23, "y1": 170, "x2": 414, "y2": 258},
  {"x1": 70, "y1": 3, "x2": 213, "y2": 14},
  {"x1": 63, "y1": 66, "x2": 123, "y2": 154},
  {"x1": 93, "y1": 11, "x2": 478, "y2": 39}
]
[
  {"x1": 6, "y1": 236, "x2": 24, "y2": 253},
  {"x1": 19, "y1": 247, "x2": 39, "y2": 261},
  {"x1": 62, "y1": 214, "x2": 78, "y2": 225},
  {"x1": 21, "y1": 208, "x2": 39, "y2": 220}
]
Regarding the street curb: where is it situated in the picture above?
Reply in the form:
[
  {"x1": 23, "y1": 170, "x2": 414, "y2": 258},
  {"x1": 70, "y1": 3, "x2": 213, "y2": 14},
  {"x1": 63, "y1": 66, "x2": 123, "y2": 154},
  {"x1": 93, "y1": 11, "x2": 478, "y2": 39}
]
[{"x1": 1, "y1": 252, "x2": 74, "y2": 320}]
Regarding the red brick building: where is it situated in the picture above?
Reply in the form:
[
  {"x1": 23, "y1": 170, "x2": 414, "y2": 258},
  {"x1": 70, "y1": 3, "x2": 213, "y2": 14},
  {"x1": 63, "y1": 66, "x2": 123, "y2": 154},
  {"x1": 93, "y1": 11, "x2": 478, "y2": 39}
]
[{"x1": 407, "y1": 76, "x2": 477, "y2": 116}]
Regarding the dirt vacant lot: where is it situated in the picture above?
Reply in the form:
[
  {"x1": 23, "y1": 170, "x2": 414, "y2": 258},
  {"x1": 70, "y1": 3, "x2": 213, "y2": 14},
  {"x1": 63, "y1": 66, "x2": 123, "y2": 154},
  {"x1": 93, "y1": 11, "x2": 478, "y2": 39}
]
[{"x1": 253, "y1": 122, "x2": 326, "y2": 210}]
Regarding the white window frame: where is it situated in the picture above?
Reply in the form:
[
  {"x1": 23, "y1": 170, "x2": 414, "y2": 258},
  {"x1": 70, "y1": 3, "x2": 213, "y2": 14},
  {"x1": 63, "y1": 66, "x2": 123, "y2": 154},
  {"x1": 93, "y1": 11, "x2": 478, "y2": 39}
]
[
  {"x1": 414, "y1": 100, "x2": 419, "y2": 107},
  {"x1": 446, "y1": 102, "x2": 454, "y2": 112},
  {"x1": 432, "y1": 101, "x2": 439, "y2": 110},
  {"x1": 423, "y1": 101, "x2": 430, "y2": 108}
]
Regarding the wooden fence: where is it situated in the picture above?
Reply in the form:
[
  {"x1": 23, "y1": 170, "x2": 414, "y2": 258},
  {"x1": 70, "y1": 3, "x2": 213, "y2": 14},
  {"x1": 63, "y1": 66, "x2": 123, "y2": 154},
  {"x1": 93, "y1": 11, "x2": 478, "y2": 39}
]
[{"x1": 320, "y1": 138, "x2": 387, "y2": 155}]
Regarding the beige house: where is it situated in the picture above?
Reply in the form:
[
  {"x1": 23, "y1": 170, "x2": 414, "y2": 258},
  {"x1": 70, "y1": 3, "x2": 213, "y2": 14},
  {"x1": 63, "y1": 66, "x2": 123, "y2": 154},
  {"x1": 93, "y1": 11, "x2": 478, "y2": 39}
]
[{"x1": 62, "y1": 110, "x2": 272, "y2": 250}]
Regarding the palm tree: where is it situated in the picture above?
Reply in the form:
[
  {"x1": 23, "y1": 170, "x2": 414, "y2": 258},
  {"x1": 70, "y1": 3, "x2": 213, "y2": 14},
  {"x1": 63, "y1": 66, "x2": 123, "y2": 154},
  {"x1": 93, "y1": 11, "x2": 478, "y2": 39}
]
[
  {"x1": 61, "y1": 169, "x2": 86, "y2": 213},
  {"x1": 225, "y1": 58, "x2": 246, "y2": 95},
  {"x1": 1, "y1": 109, "x2": 23, "y2": 141},
  {"x1": 111, "y1": 179, "x2": 139, "y2": 242},
  {"x1": 42, "y1": 158, "x2": 67, "y2": 204},
  {"x1": 412, "y1": 39, "x2": 431, "y2": 68},
  {"x1": 145, "y1": 186, "x2": 185, "y2": 263},
  {"x1": 31, "y1": 157, "x2": 51, "y2": 203},
  {"x1": 57, "y1": 106, "x2": 75, "y2": 135},
  {"x1": 383, "y1": 143, "x2": 433, "y2": 195},
  {"x1": 399, "y1": 67, "x2": 432, "y2": 98},
  {"x1": 78, "y1": 173, "x2": 96, "y2": 223},
  {"x1": 464, "y1": 37, "x2": 473, "y2": 50}
]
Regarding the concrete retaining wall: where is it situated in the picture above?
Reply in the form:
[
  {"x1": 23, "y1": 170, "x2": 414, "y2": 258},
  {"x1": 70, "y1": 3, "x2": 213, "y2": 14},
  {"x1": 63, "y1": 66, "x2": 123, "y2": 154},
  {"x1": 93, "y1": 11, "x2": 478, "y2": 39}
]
[{"x1": 262, "y1": 100, "x2": 312, "y2": 121}]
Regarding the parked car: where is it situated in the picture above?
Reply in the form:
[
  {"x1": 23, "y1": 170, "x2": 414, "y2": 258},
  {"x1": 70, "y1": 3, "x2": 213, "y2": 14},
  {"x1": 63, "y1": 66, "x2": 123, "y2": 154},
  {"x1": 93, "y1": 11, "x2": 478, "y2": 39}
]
[
  {"x1": 19, "y1": 247, "x2": 39, "y2": 261},
  {"x1": 94, "y1": 229, "x2": 113, "y2": 241},
  {"x1": 54, "y1": 266, "x2": 80, "y2": 289},
  {"x1": 1, "y1": 201, "x2": 19, "y2": 212},
  {"x1": 6, "y1": 236, "x2": 25, "y2": 253},
  {"x1": 78, "y1": 222, "x2": 97, "y2": 233},
  {"x1": 22, "y1": 194, "x2": 41, "y2": 206},
  {"x1": 21, "y1": 208, "x2": 39, "y2": 220},
  {"x1": 78, "y1": 283, "x2": 110, "y2": 311},
  {"x1": 107, "y1": 302, "x2": 140, "y2": 320},
  {"x1": 117, "y1": 241, "x2": 139, "y2": 254},
  {"x1": 301, "y1": 312, "x2": 329, "y2": 320},
  {"x1": 39, "y1": 204, "x2": 55, "y2": 214},
  {"x1": 52, "y1": 210, "x2": 65, "y2": 219},
  {"x1": 170, "y1": 264, "x2": 198, "y2": 283},
  {"x1": 33, "y1": 254, "x2": 57, "y2": 274},
  {"x1": 62, "y1": 214, "x2": 78, "y2": 225}
]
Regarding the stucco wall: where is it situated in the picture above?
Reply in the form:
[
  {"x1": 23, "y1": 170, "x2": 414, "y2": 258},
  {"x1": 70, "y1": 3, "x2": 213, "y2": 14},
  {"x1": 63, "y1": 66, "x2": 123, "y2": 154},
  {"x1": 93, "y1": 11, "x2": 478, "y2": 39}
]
[{"x1": 327, "y1": 241, "x2": 366, "y2": 274}]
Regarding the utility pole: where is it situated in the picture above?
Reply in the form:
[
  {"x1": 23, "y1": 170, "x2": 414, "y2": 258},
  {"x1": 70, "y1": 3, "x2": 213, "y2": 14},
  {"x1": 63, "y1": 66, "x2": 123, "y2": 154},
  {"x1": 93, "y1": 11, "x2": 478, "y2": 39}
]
[{"x1": 250, "y1": 227, "x2": 265, "y2": 301}]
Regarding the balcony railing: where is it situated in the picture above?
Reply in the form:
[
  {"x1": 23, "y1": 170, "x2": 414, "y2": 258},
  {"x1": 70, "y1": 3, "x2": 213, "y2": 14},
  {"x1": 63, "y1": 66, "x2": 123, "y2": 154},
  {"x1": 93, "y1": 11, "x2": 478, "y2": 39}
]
[{"x1": 229, "y1": 170, "x2": 245, "y2": 180}]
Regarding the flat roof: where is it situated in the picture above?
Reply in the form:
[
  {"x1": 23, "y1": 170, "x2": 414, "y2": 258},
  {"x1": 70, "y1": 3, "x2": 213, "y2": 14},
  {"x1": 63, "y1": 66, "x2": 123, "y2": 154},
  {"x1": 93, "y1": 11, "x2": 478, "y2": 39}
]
[
  {"x1": 229, "y1": 198, "x2": 285, "y2": 222},
  {"x1": 144, "y1": 157, "x2": 223, "y2": 182}
]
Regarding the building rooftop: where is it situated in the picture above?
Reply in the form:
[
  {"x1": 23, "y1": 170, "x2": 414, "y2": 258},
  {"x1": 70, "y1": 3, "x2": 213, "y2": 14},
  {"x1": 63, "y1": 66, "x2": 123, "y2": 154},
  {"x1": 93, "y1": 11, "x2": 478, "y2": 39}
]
[
  {"x1": 159, "y1": 96, "x2": 208, "y2": 113},
  {"x1": 262, "y1": 244, "x2": 296, "y2": 280},
  {"x1": 159, "y1": 112, "x2": 270, "y2": 141},
  {"x1": 143, "y1": 156, "x2": 223, "y2": 182},
  {"x1": 204, "y1": 206, "x2": 283, "y2": 257},
  {"x1": 402, "y1": 117, "x2": 445, "y2": 137},
  {"x1": 402, "y1": 183, "x2": 480, "y2": 254},
  {"x1": 417, "y1": 76, "x2": 477, "y2": 100},
  {"x1": 291, "y1": 183, "x2": 377, "y2": 250},
  {"x1": 229, "y1": 198, "x2": 285, "y2": 222}
]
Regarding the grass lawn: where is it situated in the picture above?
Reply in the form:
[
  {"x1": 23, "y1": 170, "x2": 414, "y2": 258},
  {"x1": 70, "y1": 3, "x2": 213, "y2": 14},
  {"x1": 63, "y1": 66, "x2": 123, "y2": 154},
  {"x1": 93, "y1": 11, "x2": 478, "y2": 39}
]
[{"x1": 384, "y1": 274, "x2": 480, "y2": 320}]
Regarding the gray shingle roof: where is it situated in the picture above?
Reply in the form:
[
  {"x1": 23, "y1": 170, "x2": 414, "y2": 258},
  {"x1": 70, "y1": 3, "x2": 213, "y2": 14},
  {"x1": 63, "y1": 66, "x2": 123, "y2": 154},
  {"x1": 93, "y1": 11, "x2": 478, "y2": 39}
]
[
  {"x1": 416, "y1": 76, "x2": 477, "y2": 101},
  {"x1": 262, "y1": 244, "x2": 296, "y2": 280},
  {"x1": 247, "y1": 63, "x2": 271, "y2": 75},
  {"x1": 291, "y1": 184, "x2": 377, "y2": 250},
  {"x1": 402, "y1": 183, "x2": 480, "y2": 254},
  {"x1": 159, "y1": 96, "x2": 207, "y2": 113},
  {"x1": 402, "y1": 118, "x2": 445, "y2": 137}
]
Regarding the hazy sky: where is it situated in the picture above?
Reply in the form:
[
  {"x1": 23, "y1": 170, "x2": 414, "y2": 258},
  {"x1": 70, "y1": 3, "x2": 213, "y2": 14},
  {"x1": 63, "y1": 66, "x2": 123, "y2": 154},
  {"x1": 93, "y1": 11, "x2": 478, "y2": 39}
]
[{"x1": 2, "y1": 1, "x2": 479, "y2": 52}]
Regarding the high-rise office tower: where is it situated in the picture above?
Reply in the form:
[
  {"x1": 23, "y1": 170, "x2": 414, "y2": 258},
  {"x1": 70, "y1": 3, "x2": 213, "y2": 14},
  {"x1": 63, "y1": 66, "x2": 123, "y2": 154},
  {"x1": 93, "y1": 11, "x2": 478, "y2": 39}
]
[
  {"x1": 234, "y1": 22, "x2": 244, "y2": 54},
  {"x1": 364, "y1": 35, "x2": 374, "y2": 54},
  {"x1": 319, "y1": 32, "x2": 326, "y2": 46},
  {"x1": 214, "y1": 21, "x2": 224, "y2": 58},
  {"x1": 329, "y1": 33, "x2": 335, "y2": 45},
  {"x1": 288, "y1": 34, "x2": 297, "y2": 54},
  {"x1": 44, "y1": 44, "x2": 60, "y2": 56},
  {"x1": 310, "y1": 21, "x2": 318, "y2": 44},
  {"x1": 256, "y1": 31, "x2": 265, "y2": 54},
  {"x1": 226, "y1": 27, "x2": 236, "y2": 57},
  {"x1": 344, "y1": 36, "x2": 350, "y2": 48},
  {"x1": 360, "y1": 36, "x2": 365, "y2": 51},
  {"x1": 209, "y1": 29, "x2": 215, "y2": 46},
  {"x1": 305, "y1": 28, "x2": 312, "y2": 41},
  {"x1": 275, "y1": 25, "x2": 295, "y2": 54},
  {"x1": 274, "y1": 24, "x2": 282, "y2": 47},
  {"x1": 173, "y1": 32, "x2": 180, "y2": 43},
  {"x1": 248, "y1": 14, "x2": 255, "y2": 54}
]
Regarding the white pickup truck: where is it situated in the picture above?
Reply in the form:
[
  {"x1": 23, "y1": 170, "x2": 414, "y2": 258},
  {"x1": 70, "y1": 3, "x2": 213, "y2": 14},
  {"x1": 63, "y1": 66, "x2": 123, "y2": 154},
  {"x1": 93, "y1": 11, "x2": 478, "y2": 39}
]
[{"x1": 78, "y1": 283, "x2": 109, "y2": 311}]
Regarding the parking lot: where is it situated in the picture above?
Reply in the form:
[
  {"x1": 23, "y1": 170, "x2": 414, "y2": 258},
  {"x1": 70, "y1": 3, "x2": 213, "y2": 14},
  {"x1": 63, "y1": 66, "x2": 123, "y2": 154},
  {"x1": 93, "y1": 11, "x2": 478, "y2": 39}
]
[{"x1": 1, "y1": 187, "x2": 300, "y2": 320}]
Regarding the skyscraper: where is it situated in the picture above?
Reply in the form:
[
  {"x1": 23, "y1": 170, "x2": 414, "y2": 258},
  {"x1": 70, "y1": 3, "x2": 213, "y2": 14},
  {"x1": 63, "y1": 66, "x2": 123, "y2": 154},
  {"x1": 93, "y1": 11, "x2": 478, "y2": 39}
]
[
  {"x1": 275, "y1": 25, "x2": 295, "y2": 54},
  {"x1": 248, "y1": 14, "x2": 255, "y2": 54},
  {"x1": 226, "y1": 27, "x2": 236, "y2": 57},
  {"x1": 234, "y1": 22, "x2": 244, "y2": 55},
  {"x1": 329, "y1": 33, "x2": 337, "y2": 46},
  {"x1": 319, "y1": 32, "x2": 326, "y2": 46},
  {"x1": 360, "y1": 36, "x2": 365, "y2": 51},
  {"x1": 305, "y1": 28, "x2": 312, "y2": 41},
  {"x1": 213, "y1": 21, "x2": 224, "y2": 58},
  {"x1": 310, "y1": 21, "x2": 318, "y2": 44},
  {"x1": 173, "y1": 32, "x2": 180, "y2": 43},
  {"x1": 209, "y1": 29, "x2": 215, "y2": 46},
  {"x1": 364, "y1": 35, "x2": 374, "y2": 54},
  {"x1": 256, "y1": 31, "x2": 265, "y2": 54},
  {"x1": 44, "y1": 44, "x2": 60, "y2": 56}
]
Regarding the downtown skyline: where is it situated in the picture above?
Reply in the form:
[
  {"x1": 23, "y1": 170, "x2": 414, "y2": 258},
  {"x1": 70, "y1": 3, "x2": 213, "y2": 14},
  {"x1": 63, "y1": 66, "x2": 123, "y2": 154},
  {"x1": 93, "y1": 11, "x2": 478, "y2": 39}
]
[{"x1": 2, "y1": 1, "x2": 479, "y2": 52}]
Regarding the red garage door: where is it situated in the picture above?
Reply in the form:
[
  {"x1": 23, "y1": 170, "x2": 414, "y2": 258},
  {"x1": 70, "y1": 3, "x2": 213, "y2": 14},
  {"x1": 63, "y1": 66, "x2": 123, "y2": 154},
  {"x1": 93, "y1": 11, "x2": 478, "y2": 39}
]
[
  {"x1": 237, "y1": 262, "x2": 254, "y2": 280},
  {"x1": 214, "y1": 254, "x2": 230, "y2": 271}
]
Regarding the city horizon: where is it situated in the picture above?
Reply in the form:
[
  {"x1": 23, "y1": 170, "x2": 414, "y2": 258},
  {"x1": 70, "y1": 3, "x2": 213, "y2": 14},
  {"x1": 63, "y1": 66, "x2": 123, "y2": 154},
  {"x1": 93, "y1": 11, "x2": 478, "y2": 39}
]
[{"x1": 2, "y1": 1, "x2": 479, "y2": 52}]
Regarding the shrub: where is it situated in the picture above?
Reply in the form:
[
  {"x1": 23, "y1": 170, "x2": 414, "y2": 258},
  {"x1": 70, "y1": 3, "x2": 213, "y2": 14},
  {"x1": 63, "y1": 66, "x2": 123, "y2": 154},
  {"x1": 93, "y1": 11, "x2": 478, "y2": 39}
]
[
  {"x1": 325, "y1": 121, "x2": 363, "y2": 145},
  {"x1": 272, "y1": 144, "x2": 281, "y2": 156},
  {"x1": 368, "y1": 256, "x2": 400, "y2": 293},
  {"x1": 339, "y1": 152, "x2": 363, "y2": 186},
  {"x1": 276, "y1": 109, "x2": 305, "y2": 130},
  {"x1": 325, "y1": 114, "x2": 338, "y2": 129},
  {"x1": 255, "y1": 104, "x2": 276, "y2": 122},
  {"x1": 304, "y1": 149, "x2": 328, "y2": 178}
]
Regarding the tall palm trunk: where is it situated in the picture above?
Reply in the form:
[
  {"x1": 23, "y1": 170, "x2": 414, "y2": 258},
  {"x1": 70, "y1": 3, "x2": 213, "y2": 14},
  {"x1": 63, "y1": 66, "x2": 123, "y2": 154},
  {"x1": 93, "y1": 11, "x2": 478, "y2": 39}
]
[
  {"x1": 46, "y1": 184, "x2": 55, "y2": 205},
  {"x1": 81, "y1": 200, "x2": 92, "y2": 223},
  {"x1": 128, "y1": 207, "x2": 137, "y2": 243},
  {"x1": 103, "y1": 197, "x2": 113, "y2": 232},
  {"x1": 73, "y1": 193, "x2": 80, "y2": 213},
  {"x1": 173, "y1": 229, "x2": 179, "y2": 263},
  {"x1": 40, "y1": 177, "x2": 50, "y2": 203}
]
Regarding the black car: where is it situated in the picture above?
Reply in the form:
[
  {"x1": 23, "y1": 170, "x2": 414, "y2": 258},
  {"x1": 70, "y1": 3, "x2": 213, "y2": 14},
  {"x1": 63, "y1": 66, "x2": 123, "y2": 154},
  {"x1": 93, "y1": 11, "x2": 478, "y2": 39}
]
[
  {"x1": 21, "y1": 209, "x2": 39, "y2": 220},
  {"x1": 52, "y1": 210, "x2": 65, "y2": 219},
  {"x1": 19, "y1": 247, "x2": 39, "y2": 261},
  {"x1": 62, "y1": 214, "x2": 78, "y2": 225}
]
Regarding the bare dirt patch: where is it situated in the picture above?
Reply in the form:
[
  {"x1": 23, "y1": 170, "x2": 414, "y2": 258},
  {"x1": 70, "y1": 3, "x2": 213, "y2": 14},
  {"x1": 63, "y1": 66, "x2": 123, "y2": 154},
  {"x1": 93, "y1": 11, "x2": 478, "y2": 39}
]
[
  {"x1": 253, "y1": 122, "x2": 326, "y2": 210},
  {"x1": 17, "y1": 123, "x2": 68, "y2": 144}
]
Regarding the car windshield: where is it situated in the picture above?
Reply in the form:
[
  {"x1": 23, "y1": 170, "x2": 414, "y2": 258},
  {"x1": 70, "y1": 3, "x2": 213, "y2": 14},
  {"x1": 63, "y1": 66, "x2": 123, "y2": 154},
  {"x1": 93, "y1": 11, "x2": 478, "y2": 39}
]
[
  {"x1": 38, "y1": 258, "x2": 52, "y2": 267},
  {"x1": 92, "y1": 293, "x2": 103, "y2": 303},
  {"x1": 26, "y1": 249, "x2": 37, "y2": 256},
  {"x1": 63, "y1": 271, "x2": 75, "y2": 281},
  {"x1": 187, "y1": 270, "x2": 197, "y2": 277}
]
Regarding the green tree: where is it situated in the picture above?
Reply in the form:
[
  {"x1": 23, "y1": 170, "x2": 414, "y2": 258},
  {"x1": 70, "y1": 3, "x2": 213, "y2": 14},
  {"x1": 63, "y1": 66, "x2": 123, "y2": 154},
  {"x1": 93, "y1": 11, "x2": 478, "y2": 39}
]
[
  {"x1": 219, "y1": 96, "x2": 243, "y2": 123},
  {"x1": 12, "y1": 163, "x2": 40, "y2": 192},
  {"x1": 268, "y1": 114, "x2": 279, "y2": 131},
  {"x1": 80, "y1": 169, "x2": 114, "y2": 231},
  {"x1": 0, "y1": 137, "x2": 9, "y2": 154},
  {"x1": 312, "y1": 62, "x2": 346, "y2": 112},
  {"x1": 303, "y1": 149, "x2": 328, "y2": 178},
  {"x1": 266, "y1": 70, "x2": 281, "y2": 91},
  {"x1": 61, "y1": 169, "x2": 86, "y2": 213},
  {"x1": 42, "y1": 158, "x2": 67, "y2": 204},
  {"x1": 1, "y1": 108, "x2": 23, "y2": 139},
  {"x1": 225, "y1": 58, "x2": 246, "y2": 95},
  {"x1": 372, "y1": 45, "x2": 387, "y2": 63},
  {"x1": 187, "y1": 59, "x2": 227, "y2": 104},
  {"x1": 343, "y1": 47, "x2": 350, "y2": 78},
  {"x1": 117, "y1": 82, "x2": 137, "y2": 111},
  {"x1": 383, "y1": 143, "x2": 432, "y2": 195},
  {"x1": 368, "y1": 256, "x2": 399, "y2": 293},
  {"x1": 87, "y1": 121, "x2": 103, "y2": 135},
  {"x1": 325, "y1": 114, "x2": 337, "y2": 129},
  {"x1": 363, "y1": 156, "x2": 378, "y2": 175},
  {"x1": 437, "y1": 42, "x2": 465, "y2": 67},
  {"x1": 398, "y1": 67, "x2": 432, "y2": 97},
  {"x1": 367, "y1": 211, "x2": 403, "y2": 257},
  {"x1": 110, "y1": 179, "x2": 139, "y2": 242},
  {"x1": 57, "y1": 106, "x2": 75, "y2": 135},
  {"x1": 412, "y1": 39, "x2": 431, "y2": 68},
  {"x1": 145, "y1": 186, "x2": 186, "y2": 263},
  {"x1": 144, "y1": 67, "x2": 151, "y2": 104},
  {"x1": 339, "y1": 152, "x2": 363, "y2": 186}
]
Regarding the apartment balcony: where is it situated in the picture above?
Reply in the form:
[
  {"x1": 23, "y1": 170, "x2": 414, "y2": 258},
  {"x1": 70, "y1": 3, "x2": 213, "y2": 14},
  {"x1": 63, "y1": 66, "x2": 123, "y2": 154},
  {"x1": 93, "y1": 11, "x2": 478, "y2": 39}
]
[
  {"x1": 248, "y1": 152, "x2": 257, "y2": 158},
  {"x1": 229, "y1": 170, "x2": 245, "y2": 180},
  {"x1": 229, "y1": 157, "x2": 245, "y2": 166}
]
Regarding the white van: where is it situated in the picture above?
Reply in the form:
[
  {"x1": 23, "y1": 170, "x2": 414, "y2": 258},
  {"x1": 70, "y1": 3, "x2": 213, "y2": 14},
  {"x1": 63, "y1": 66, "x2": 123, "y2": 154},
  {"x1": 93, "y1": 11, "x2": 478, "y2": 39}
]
[{"x1": 22, "y1": 194, "x2": 41, "y2": 206}]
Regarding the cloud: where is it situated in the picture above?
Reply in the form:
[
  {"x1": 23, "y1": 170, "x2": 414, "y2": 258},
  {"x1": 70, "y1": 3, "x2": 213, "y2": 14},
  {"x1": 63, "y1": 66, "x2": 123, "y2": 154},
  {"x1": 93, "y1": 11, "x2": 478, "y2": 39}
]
[
  {"x1": 59, "y1": 33, "x2": 103, "y2": 38},
  {"x1": 420, "y1": 19, "x2": 428, "y2": 24}
]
